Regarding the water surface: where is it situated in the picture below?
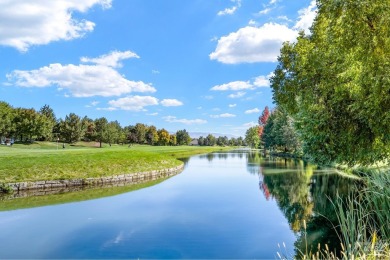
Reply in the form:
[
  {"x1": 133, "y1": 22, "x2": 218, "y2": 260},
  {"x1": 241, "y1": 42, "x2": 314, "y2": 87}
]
[{"x1": 0, "y1": 150, "x2": 356, "y2": 258}]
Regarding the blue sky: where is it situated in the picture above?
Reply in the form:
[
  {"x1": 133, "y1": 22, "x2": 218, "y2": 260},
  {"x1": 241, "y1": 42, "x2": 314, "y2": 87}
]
[{"x1": 0, "y1": 0, "x2": 316, "y2": 137}]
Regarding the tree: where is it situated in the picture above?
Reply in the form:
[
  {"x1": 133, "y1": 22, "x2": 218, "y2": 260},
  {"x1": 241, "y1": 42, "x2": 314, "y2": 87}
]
[
  {"x1": 0, "y1": 102, "x2": 15, "y2": 140},
  {"x1": 169, "y1": 134, "x2": 177, "y2": 146},
  {"x1": 13, "y1": 108, "x2": 51, "y2": 142},
  {"x1": 270, "y1": 0, "x2": 390, "y2": 165},
  {"x1": 134, "y1": 123, "x2": 147, "y2": 144},
  {"x1": 262, "y1": 108, "x2": 301, "y2": 153},
  {"x1": 176, "y1": 129, "x2": 191, "y2": 145},
  {"x1": 94, "y1": 117, "x2": 108, "y2": 148},
  {"x1": 236, "y1": 136, "x2": 244, "y2": 146},
  {"x1": 60, "y1": 113, "x2": 84, "y2": 143},
  {"x1": 125, "y1": 125, "x2": 138, "y2": 144},
  {"x1": 245, "y1": 126, "x2": 260, "y2": 149},
  {"x1": 146, "y1": 125, "x2": 159, "y2": 145},
  {"x1": 39, "y1": 104, "x2": 56, "y2": 140},
  {"x1": 82, "y1": 116, "x2": 95, "y2": 141},
  {"x1": 105, "y1": 120, "x2": 122, "y2": 146},
  {"x1": 198, "y1": 136, "x2": 205, "y2": 146},
  {"x1": 157, "y1": 128, "x2": 170, "y2": 146},
  {"x1": 206, "y1": 134, "x2": 216, "y2": 146}
]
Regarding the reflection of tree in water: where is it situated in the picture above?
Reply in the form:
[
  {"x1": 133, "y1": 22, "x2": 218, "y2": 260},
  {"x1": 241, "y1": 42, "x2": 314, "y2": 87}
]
[
  {"x1": 216, "y1": 153, "x2": 229, "y2": 160},
  {"x1": 261, "y1": 161, "x2": 314, "y2": 232},
  {"x1": 294, "y1": 174, "x2": 359, "y2": 257},
  {"x1": 245, "y1": 151, "x2": 263, "y2": 175},
  {"x1": 257, "y1": 158, "x2": 359, "y2": 257}
]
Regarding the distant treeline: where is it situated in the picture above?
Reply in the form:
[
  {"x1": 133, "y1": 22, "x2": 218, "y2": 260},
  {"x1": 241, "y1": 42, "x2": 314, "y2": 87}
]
[{"x1": 0, "y1": 101, "x2": 240, "y2": 147}]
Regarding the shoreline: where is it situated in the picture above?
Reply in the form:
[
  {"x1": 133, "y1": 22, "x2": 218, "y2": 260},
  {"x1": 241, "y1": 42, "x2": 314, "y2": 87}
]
[{"x1": 4, "y1": 164, "x2": 184, "y2": 194}]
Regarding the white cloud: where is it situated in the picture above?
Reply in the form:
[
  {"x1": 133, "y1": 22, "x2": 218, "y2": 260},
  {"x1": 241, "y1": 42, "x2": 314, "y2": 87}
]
[
  {"x1": 229, "y1": 104, "x2": 237, "y2": 108},
  {"x1": 211, "y1": 72, "x2": 272, "y2": 93},
  {"x1": 210, "y1": 113, "x2": 236, "y2": 118},
  {"x1": 217, "y1": 0, "x2": 241, "y2": 16},
  {"x1": 211, "y1": 81, "x2": 253, "y2": 91},
  {"x1": 147, "y1": 112, "x2": 159, "y2": 116},
  {"x1": 210, "y1": 1, "x2": 317, "y2": 64},
  {"x1": 0, "y1": 0, "x2": 111, "y2": 51},
  {"x1": 152, "y1": 70, "x2": 160, "y2": 74},
  {"x1": 7, "y1": 51, "x2": 156, "y2": 97},
  {"x1": 108, "y1": 96, "x2": 159, "y2": 111},
  {"x1": 163, "y1": 116, "x2": 207, "y2": 125},
  {"x1": 80, "y1": 51, "x2": 139, "y2": 68},
  {"x1": 228, "y1": 92, "x2": 246, "y2": 98},
  {"x1": 293, "y1": 0, "x2": 317, "y2": 35},
  {"x1": 253, "y1": 75, "x2": 270, "y2": 87},
  {"x1": 197, "y1": 106, "x2": 202, "y2": 110},
  {"x1": 160, "y1": 99, "x2": 183, "y2": 107},
  {"x1": 245, "y1": 108, "x2": 260, "y2": 114},
  {"x1": 204, "y1": 95, "x2": 214, "y2": 100},
  {"x1": 210, "y1": 23, "x2": 297, "y2": 63}
]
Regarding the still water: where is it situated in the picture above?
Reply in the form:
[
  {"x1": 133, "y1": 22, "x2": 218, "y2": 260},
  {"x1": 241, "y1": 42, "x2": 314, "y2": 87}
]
[{"x1": 0, "y1": 150, "x2": 356, "y2": 258}]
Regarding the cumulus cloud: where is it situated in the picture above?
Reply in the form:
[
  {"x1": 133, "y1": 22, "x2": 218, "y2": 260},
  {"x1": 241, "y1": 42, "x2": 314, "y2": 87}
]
[
  {"x1": 253, "y1": 74, "x2": 272, "y2": 87},
  {"x1": 163, "y1": 116, "x2": 207, "y2": 125},
  {"x1": 293, "y1": 0, "x2": 317, "y2": 35},
  {"x1": 245, "y1": 108, "x2": 260, "y2": 114},
  {"x1": 210, "y1": 23, "x2": 297, "y2": 63},
  {"x1": 108, "y1": 96, "x2": 159, "y2": 111},
  {"x1": 7, "y1": 51, "x2": 156, "y2": 97},
  {"x1": 0, "y1": 0, "x2": 111, "y2": 51},
  {"x1": 160, "y1": 99, "x2": 183, "y2": 107},
  {"x1": 211, "y1": 81, "x2": 253, "y2": 91},
  {"x1": 229, "y1": 104, "x2": 237, "y2": 108},
  {"x1": 210, "y1": 1, "x2": 317, "y2": 64},
  {"x1": 80, "y1": 51, "x2": 139, "y2": 68},
  {"x1": 211, "y1": 73, "x2": 271, "y2": 99},
  {"x1": 210, "y1": 113, "x2": 236, "y2": 118}
]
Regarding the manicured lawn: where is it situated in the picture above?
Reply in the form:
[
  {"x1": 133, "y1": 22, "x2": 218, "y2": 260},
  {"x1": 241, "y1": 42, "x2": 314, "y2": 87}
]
[{"x1": 0, "y1": 142, "x2": 233, "y2": 183}]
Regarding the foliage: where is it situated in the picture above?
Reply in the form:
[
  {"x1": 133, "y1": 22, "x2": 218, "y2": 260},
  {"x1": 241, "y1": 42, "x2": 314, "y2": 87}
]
[
  {"x1": 94, "y1": 117, "x2": 108, "y2": 148},
  {"x1": 0, "y1": 102, "x2": 15, "y2": 139},
  {"x1": 59, "y1": 113, "x2": 85, "y2": 143},
  {"x1": 176, "y1": 129, "x2": 191, "y2": 145},
  {"x1": 245, "y1": 126, "x2": 260, "y2": 148},
  {"x1": 262, "y1": 108, "x2": 301, "y2": 154},
  {"x1": 206, "y1": 134, "x2": 216, "y2": 146},
  {"x1": 146, "y1": 125, "x2": 159, "y2": 145},
  {"x1": 270, "y1": 0, "x2": 390, "y2": 165},
  {"x1": 157, "y1": 128, "x2": 170, "y2": 146}
]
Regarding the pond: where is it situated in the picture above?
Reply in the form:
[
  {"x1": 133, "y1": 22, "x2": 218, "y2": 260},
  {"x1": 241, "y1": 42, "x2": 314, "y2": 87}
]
[{"x1": 0, "y1": 150, "x2": 357, "y2": 258}]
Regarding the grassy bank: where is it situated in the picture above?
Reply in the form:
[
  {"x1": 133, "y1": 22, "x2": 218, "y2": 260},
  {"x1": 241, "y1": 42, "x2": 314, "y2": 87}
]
[{"x1": 0, "y1": 142, "x2": 233, "y2": 183}]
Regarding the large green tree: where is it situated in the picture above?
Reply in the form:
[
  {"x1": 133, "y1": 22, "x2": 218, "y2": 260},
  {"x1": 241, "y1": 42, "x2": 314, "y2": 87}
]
[
  {"x1": 60, "y1": 113, "x2": 85, "y2": 143},
  {"x1": 0, "y1": 102, "x2": 15, "y2": 140},
  {"x1": 271, "y1": 0, "x2": 390, "y2": 165},
  {"x1": 176, "y1": 129, "x2": 191, "y2": 145},
  {"x1": 245, "y1": 126, "x2": 260, "y2": 149},
  {"x1": 94, "y1": 117, "x2": 108, "y2": 148}
]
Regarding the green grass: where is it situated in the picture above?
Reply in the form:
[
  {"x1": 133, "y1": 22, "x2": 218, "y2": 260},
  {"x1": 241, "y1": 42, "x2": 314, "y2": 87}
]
[
  {"x1": 0, "y1": 142, "x2": 233, "y2": 183},
  {"x1": 0, "y1": 178, "x2": 168, "y2": 212}
]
